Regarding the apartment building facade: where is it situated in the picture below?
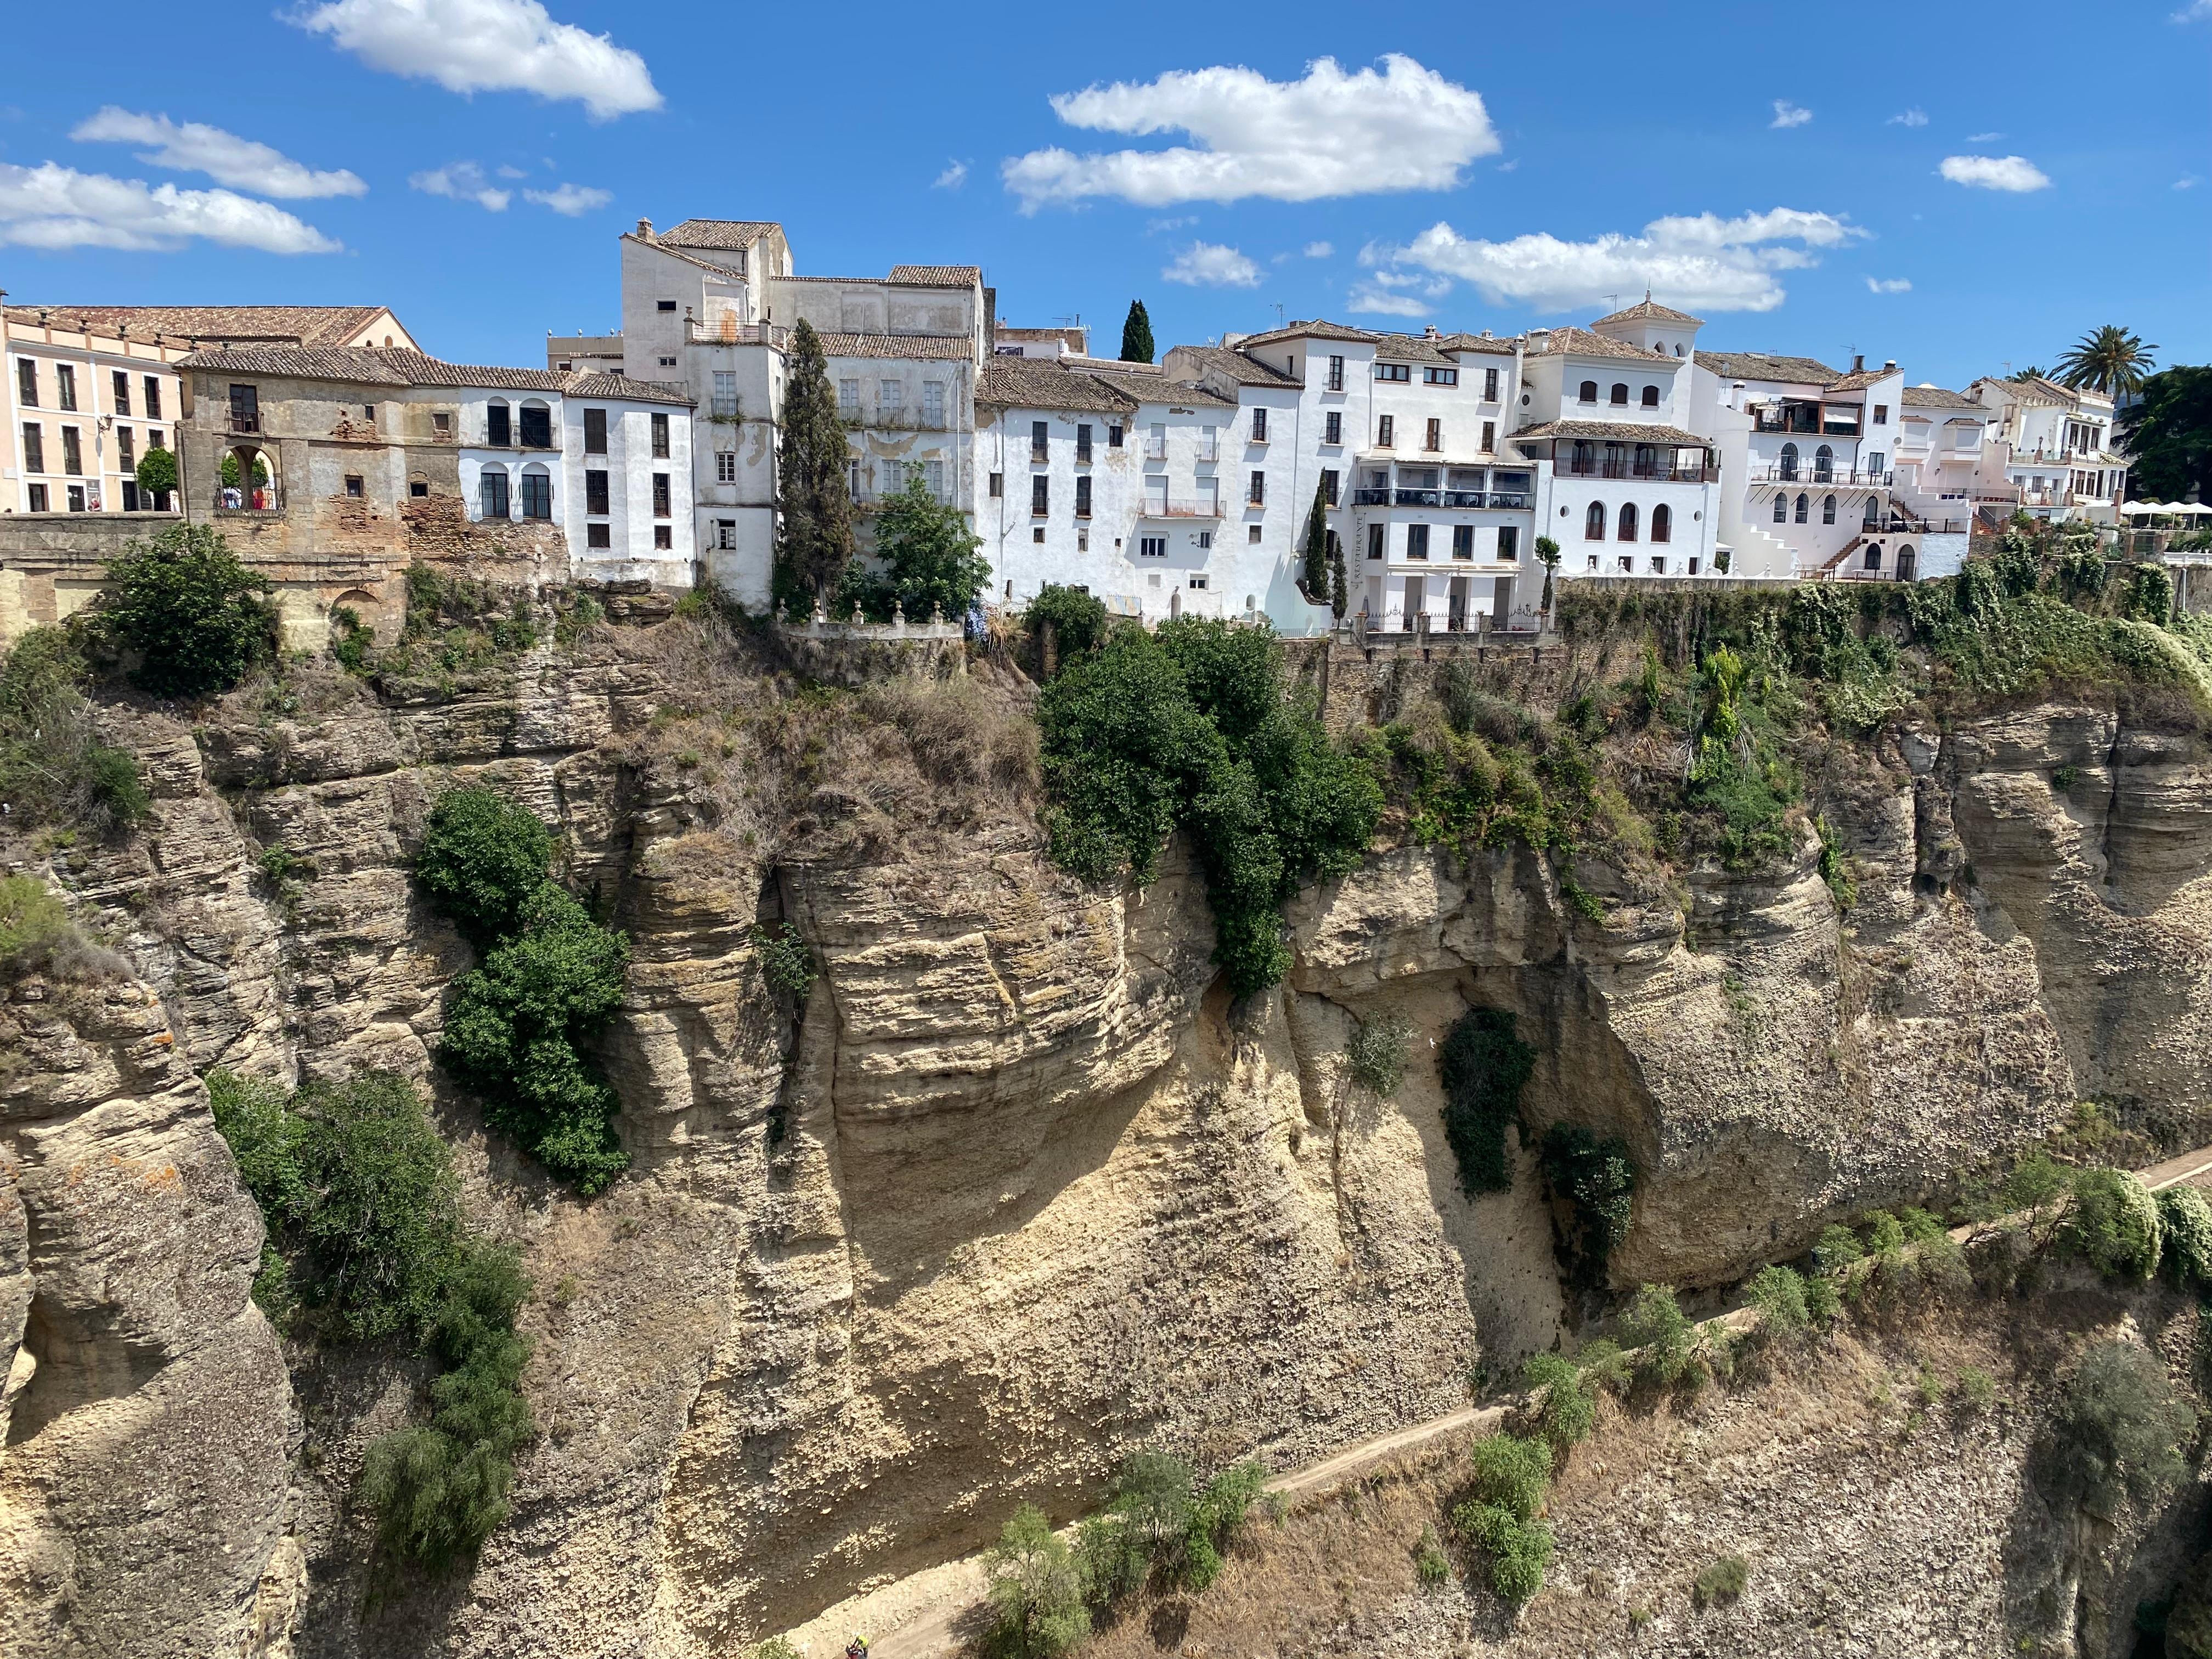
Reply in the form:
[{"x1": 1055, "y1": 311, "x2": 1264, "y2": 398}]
[{"x1": 1971, "y1": 375, "x2": 2126, "y2": 523}]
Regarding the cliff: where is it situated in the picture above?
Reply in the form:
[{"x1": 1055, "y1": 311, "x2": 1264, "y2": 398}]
[{"x1": 5, "y1": 613, "x2": 2212, "y2": 1656}]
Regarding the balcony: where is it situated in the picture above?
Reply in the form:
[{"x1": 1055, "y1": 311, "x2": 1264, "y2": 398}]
[
  {"x1": 1195, "y1": 438, "x2": 1220, "y2": 462},
  {"x1": 1144, "y1": 438, "x2": 1167, "y2": 461},
  {"x1": 686, "y1": 318, "x2": 788, "y2": 348},
  {"x1": 1031, "y1": 444, "x2": 1049, "y2": 464},
  {"x1": 228, "y1": 412, "x2": 262, "y2": 434},
  {"x1": 1566, "y1": 458, "x2": 1713, "y2": 483},
  {"x1": 1140, "y1": 497, "x2": 1224, "y2": 519},
  {"x1": 1747, "y1": 463, "x2": 1891, "y2": 486}
]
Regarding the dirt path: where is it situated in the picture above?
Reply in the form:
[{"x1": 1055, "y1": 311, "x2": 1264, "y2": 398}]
[{"x1": 781, "y1": 1142, "x2": 2212, "y2": 1659}]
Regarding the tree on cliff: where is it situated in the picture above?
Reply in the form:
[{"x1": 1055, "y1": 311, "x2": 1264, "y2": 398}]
[
  {"x1": 1119, "y1": 300, "x2": 1154, "y2": 364},
  {"x1": 95, "y1": 522, "x2": 276, "y2": 698},
  {"x1": 1536, "y1": 535, "x2": 1562, "y2": 617},
  {"x1": 866, "y1": 470, "x2": 991, "y2": 621},
  {"x1": 2119, "y1": 365, "x2": 2212, "y2": 504},
  {"x1": 1300, "y1": 481, "x2": 1330, "y2": 603},
  {"x1": 772, "y1": 318, "x2": 855, "y2": 619}
]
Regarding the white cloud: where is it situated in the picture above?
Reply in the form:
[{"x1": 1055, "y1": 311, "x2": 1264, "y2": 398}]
[
  {"x1": 2176, "y1": 1, "x2": 2212, "y2": 20},
  {"x1": 1939, "y1": 154, "x2": 2050, "y2": 192},
  {"x1": 1368, "y1": 206, "x2": 1865, "y2": 315},
  {"x1": 295, "y1": 0, "x2": 661, "y2": 120},
  {"x1": 1770, "y1": 100, "x2": 1812, "y2": 128},
  {"x1": 0, "y1": 160, "x2": 341, "y2": 252},
  {"x1": 1887, "y1": 108, "x2": 1928, "y2": 127},
  {"x1": 932, "y1": 159, "x2": 967, "y2": 190},
  {"x1": 409, "y1": 160, "x2": 509, "y2": 210},
  {"x1": 1302, "y1": 240, "x2": 1333, "y2": 258},
  {"x1": 1866, "y1": 276, "x2": 1912, "y2": 294},
  {"x1": 1163, "y1": 240, "x2": 1261, "y2": 288},
  {"x1": 2176, "y1": 176, "x2": 2200, "y2": 190},
  {"x1": 496, "y1": 163, "x2": 528, "y2": 178},
  {"x1": 1966, "y1": 131, "x2": 2004, "y2": 143},
  {"x1": 1003, "y1": 54, "x2": 1497, "y2": 210},
  {"x1": 1145, "y1": 215, "x2": 1198, "y2": 234},
  {"x1": 70, "y1": 108, "x2": 365, "y2": 199},
  {"x1": 1346, "y1": 284, "x2": 1432, "y2": 319},
  {"x1": 524, "y1": 182, "x2": 609, "y2": 215}
]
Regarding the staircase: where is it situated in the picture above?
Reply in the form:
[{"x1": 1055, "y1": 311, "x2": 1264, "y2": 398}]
[{"x1": 1809, "y1": 535, "x2": 1867, "y2": 580}]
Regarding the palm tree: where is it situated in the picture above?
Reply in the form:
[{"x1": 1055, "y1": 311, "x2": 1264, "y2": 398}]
[
  {"x1": 2007, "y1": 365, "x2": 2047, "y2": 383},
  {"x1": 2053, "y1": 325, "x2": 2157, "y2": 398}
]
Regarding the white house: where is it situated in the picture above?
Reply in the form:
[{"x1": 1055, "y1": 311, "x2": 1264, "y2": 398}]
[{"x1": 1970, "y1": 375, "x2": 2127, "y2": 524}]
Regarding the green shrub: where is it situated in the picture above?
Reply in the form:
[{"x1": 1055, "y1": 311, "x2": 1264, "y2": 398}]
[
  {"x1": 1523, "y1": 1351, "x2": 1597, "y2": 1451},
  {"x1": 753, "y1": 922, "x2": 816, "y2": 1001},
  {"x1": 0, "y1": 875, "x2": 69, "y2": 964},
  {"x1": 983, "y1": 1504, "x2": 1090, "y2": 1658},
  {"x1": 1956, "y1": 1365, "x2": 1998, "y2": 1412},
  {"x1": 95, "y1": 523, "x2": 277, "y2": 698},
  {"x1": 1694, "y1": 1553, "x2": 1748, "y2": 1610},
  {"x1": 1862, "y1": 1210, "x2": 1905, "y2": 1257},
  {"x1": 2046, "y1": 1339, "x2": 2196, "y2": 1517},
  {"x1": 1453, "y1": 1500, "x2": 1553, "y2": 1604},
  {"x1": 747, "y1": 1641, "x2": 802, "y2": 1659},
  {"x1": 2158, "y1": 1186, "x2": 2212, "y2": 1289},
  {"x1": 1539, "y1": 1123, "x2": 1636, "y2": 1277},
  {"x1": 1466, "y1": 1431, "x2": 1551, "y2": 1520},
  {"x1": 1810, "y1": 1222, "x2": 1863, "y2": 1275},
  {"x1": 1070, "y1": 1449, "x2": 1267, "y2": 1610},
  {"x1": 1413, "y1": 1522, "x2": 1451, "y2": 1589},
  {"x1": 1346, "y1": 1012, "x2": 1413, "y2": 1096},
  {"x1": 866, "y1": 471, "x2": 991, "y2": 624},
  {"x1": 0, "y1": 627, "x2": 148, "y2": 832},
  {"x1": 1899, "y1": 1206, "x2": 1946, "y2": 1243},
  {"x1": 1802, "y1": 1274, "x2": 1841, "y2": 1325},
  {"x1": 1747, "y1": 1265, "x2": 1810, "y2": 1339},
  {"x1": 2067, "y1": 1167, "x2": 2163, "y2": 1281},
  {"x1": 1621, "y1": 1284, "x2": 1695, "y2": 1385},
  {"x1": 1437, "y1": 1007, "x2": 1536, "y2": 1197},
  {"x1": 1024, "y1": 584, "x2": 1110, "y2": 665},
  {"x1": 415, "y1": 787, "x2": 556, "y2": 951}
]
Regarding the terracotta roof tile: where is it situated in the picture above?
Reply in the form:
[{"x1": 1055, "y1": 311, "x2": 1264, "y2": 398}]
[
  {"x1": 978, "y1": 360, "x2": 1138, "y2": 414},
  {"x1": 888, "y1": 264, "x2": 982, "y2": 286},
  {"x1": 1823, "y1": 369, "x2": 1892, "y2": 392},
  {"x1": 1511, "y1": 419, "x2": 1709, "y2": 446},
  {"x1": 815, "y1": 332, "x2": 975, "y2": 360},
  {"x1": 1086, "y1": 369, "x2": 1235, "y2": 408},
  {"x1": 1235, "y1": 319, "x2": 1377, "y2": 346},
  {"x1": 661, "y1": 219, "x2": 780, "y2": 250},
  {"x1": 1592, "y1": 298, "x2": 1703, "y2": 326},
  {"x1": 176, "y1": 346, "x2": 692, "y2": 403},
  {"x1": 1166, "y1": 345, "x2": 1300, "y2": 386},
  {"x1": 1900, "y1": 385, "x2": 1980, "y2": 410},
  {"x1": 1694, "y1": 349, "x2": 1842, "y2": 384},
  {"x1": 1435, "y1": 332, "x2": 1518, "y2": 357},
  {"x1": 5, "y1": 304, "x2": 403, "y2": 348},
  {"x1": 1373, "y1": 334, "x2": 1456, "y2": 366},
  {"x1": 1526, "y1": 327, "x2": 1673, "y2": 363}
]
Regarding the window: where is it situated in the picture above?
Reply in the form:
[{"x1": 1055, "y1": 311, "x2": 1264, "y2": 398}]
[
  {"x1": 1078, "y1": 529, "x2": 1090, "y2": 552},
  {"x1": 1618, "y1": 503, "x2": 1638, "y2": 541},
  {"x1": 1587, "y1": 554, "x2": 1599, "y2": 571},
  {"x1": 716, "y1": 450, "x2": 737, "y2": 483},
  {"x1": 659, "y1": 357, "x2": 677, "y2": 369},
  {"x1": 1616, "y1": 555, "x2": 1632, "y2": 572},
  {"x1": 1452, "y1": 524, "x2": 1474, "y2": 560},
  {"x1": 838, "y1": 379, "x2": 860, "y2": 419},
  {"x1": 653, "y1": 473, "x2": 671, "y2": 517},
  {"x1": 1077, "y1": 423, "x2": 1092, "y2": 462},
  {"x1": 1864, "y1": 545, "x2": 1882, "y2": 571},
  {"x1": 15, "y1": 359, "x2": 35, "y2": 406},
  {"x1": 487, "y1": 402, "x2": 511, "y2": 446},
  {"x1": 28, "y1": 483, "x2": 47, "y2": 511},
  {"x1": 1075, "y1": 476, "x2": 1091, "y2": 518},
  {"x1": 1651, "y1": 505, "x2": 1671, "y2": 543},
  {"x1": 1571, "y1": 439, "x2": 1595, "y2": 476},
  {"x1": 1190, "y1": 574, "x2": 1210, "y2": 590},
  {"x1": 518, "y1": 404, "x2": 552, "y2": 448},
  {"x1": 1578, "y1": 381, "x2": 1598, "y2": 404},
  {"x1": 1376, "y1": 362, "x2": 1411, "y2": 382},
  {"x1": 1641, "y1": 386, "x2": 1660, "y2": 408},
  {"x1": 1248, "y1": 524, "x2": 1262, "y2": 543},
  {"x1": 1483, "y1": 366, "x2": 1499, "y2": 400},
  {"x1": 1609, "y1": 383, "x2": 1628, "y2": 406},
  {"x1": 144, "y1": 377, "x2": 161, "y2": 419},
  {"x1": 1774, "y1": 491, "x2": 1788, "y2": 522},
  {"x1": 1425, "y1": 419, "x2": 1442, "y2": 450},
  {"x1": 1872, "y1": 404, "x2": 1888, "y2": 425},
  {"x1": 147, "y1": 427, "x2": 162, "y2": 451},
  {"x1": 716, "y1": 520, "x2": 736, "y2": 550},
  {"x1": 1481, "y1": 420, "x2": 1496, "y2": 453},
  {"x1": 1406, "y1": 524, "x2": 1430, "y2": 560},
  {"x1": 1031, "y1": 475, "x2": 1049, "y2": 516},
  {"x1": 988, "y1": 471, "x2": 1003, "y2": 499},
  {"x1": 1033, "y1": 527, "x2": 1047, "y2": 544},
  {"x1": 1248, "y1": 470, "x2": 1265, "y2": 506},
  {"x1": 1252, "y1": 407, "x2": 1268, "y2": 443},
  {"x1": 364, "y1": 405, "x2": 375, "y2": 422},
  {"x1": 588, "y1": 522, "x2": 612, "y2": 549},
  {"x1": 1650, "y1": 556, "x2": 1666, "y2": 574},
  {"x1": 410, "y1": 480, "x2": 428, "y2": 498},
  {"x1": 112, "y1": 370, "x2": 131, "y2": 414},
  {"x1": 229, "y1": 383, "x2": 260, "y2": 432},
  {"x1": 479, "y1": 469, "x2": 509, "y2": 518},
  {"x1": 1323, "y1": 410, "x2": 1343, "y2": 446},
  {"x1": 1198, "y1": 532, "x2": 1212, "y2": 550},
  {"x1": 20, "y1": 422, "x2": 44, "y2": 472},
  {"x1": 651, "y1": 413, "x2": 670, "y2": 458},
  {"x1": 520, "y1": 470, "x2": 552, "y2": 520},
  {"x1": 1822, "y1": 493, "x2": 1837, "y2": 524},
  {"x1": 344, "y1": 475, "x2": 364, "y2": 498},
  {"x1": 1139, "y1": 535, "x2": 1167, "y2": 558},
  {"x1": 1634, "y1": 444, "x2": 1657, "y2": 478},
  {"x1": 657, "y1": 300, "x2": 677, "y2": 312},
  {"x1": 1498, "y1": 525, "x2": 1519, "y2": 561},
  {"x1": 1778, "y1": 442, "x2": 1798, "y2": 480},
  {"x1": 1031, "y1": 420, "x2": 1049, "y2": 462},
  {"x1": 1687, "y1": 556, "x2": 1699, "y2": 574},
  {"x1": 878, "y1": 380, "x2": 903, "y2": 421},
  {"x1": 1863, "y1": 495, "x2": 1881, "y2": 528},
  {"x1": 1108, "y1": 422, "x2": 1124, "y2": 448},
  {"x1": 586, "y1": 470, "x2": 610, "y2": 515},
  {"x1": 1328, "y1": 355, "x2": 1345, "y2": 391},
  {"x1": 584, "y1": 408, "x2": 608, "y2": 454},
  {"x1": 1794, "y1": 492, "x2": 1809, "y2": 523},
  {"x1": 1814, "y1": 443, "x2": 1833, "y2": 481},
  {"x1": 922, "y1": 381, "x2": 946, "y2": 428},
  {"x1": 848, "y1": 458, "x2": 864, "y2": 496},
  {"x1": 67, "y1": 484, "x2": 84, "y2": 512},
  {"x1": 1425, "y1": 366, "x2": 1458, "y2": 386},
  {"x1": 1367, "y1": 523, "x2": 1385, "y2": 560},
  {"x1": 1322, "y1": 468, "x2": 1339, "y2": 506},
  {"x1": 1377, "y1": 415, "x2": 1395, "y2": 448},
  {"x1": 711, "y1": 372, "x2": 738, "y2": 418},
  {"x1": 1585, "y1": 501, "x2": 1606, "y2": 540},
  {"x1": 654, "y1": 524, "x2": 673, "y2": 549},
  {"x1": 433, "y1": 411, "x2": 452, "y2": 436},
  {"x1": 56, "y1": 365, "x2": 76, "y2": 411},
  {"x1": 117, "y1": 426, "x2": 134, "y2": 471},
  {"x1": 61, "y1": 427, "x2": 81, "y2": 475}
]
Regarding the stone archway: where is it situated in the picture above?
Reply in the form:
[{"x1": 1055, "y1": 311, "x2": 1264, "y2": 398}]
[{"x1": 220, "y1": 442, "x2": 279, "y2": 511}]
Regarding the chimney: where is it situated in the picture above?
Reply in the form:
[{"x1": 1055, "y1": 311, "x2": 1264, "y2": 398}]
[
  {"x1": 1424, "y1": 325, "x2": 1439, "y2": 339},
  {"x1": 1883, "y1": 360, "x2": 1895, "y2": 372},
  {"x1": 636, "y1": 218, "x2": 655, "y2": 242},
  {"x1": 1853, "y1": 353, "x2": 1865, "y2": 373}
]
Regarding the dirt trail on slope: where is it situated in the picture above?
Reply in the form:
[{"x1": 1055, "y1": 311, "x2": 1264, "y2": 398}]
[{"x1": 780, "y1": 1143, "x2": 2212, "y2": 1659}]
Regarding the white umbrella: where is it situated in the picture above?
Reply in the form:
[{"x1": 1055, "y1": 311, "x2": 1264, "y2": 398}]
[
  {"x1": 2118, "y1": 500, "x2": 2163, "y2": 516},
  {"x1": 2178, "y1": 503, "x2": 2212, "y2": 517}
]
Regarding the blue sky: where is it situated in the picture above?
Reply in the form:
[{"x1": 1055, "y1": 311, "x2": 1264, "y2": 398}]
[{"x1": 2, "y1": 0, "x2": 2205, "y2": 388}]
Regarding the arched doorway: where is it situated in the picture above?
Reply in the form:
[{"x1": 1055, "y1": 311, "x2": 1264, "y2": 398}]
[
  {"x1": 219, "y1": 443, "x2": 278, "y2": 510},
  {"x1": 1895, "y1": 544, "x2": 1917, "y2": 583}
]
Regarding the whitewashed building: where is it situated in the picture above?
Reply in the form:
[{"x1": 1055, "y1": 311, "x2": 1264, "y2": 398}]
[
  {"x1": 992, "y1": 323, "x2": 1088, "y2": 360},
  {"x1": 1970, "y1": 375, "x2": 2127, "y2": 524}
]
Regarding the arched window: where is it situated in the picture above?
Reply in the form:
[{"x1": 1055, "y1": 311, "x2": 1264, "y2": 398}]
[
  {"x1": 478, "y1": 465, "x2": 510, "y2": 520},
  {"x1": 1651, "y1": 504, "x2": 1672, "y2": 543},
  {"x1": 485, "y1": 397, "x2": 512, "y2": 447},
  {"x1": 1609, "y1": 383, "x2": 1629, "y2": 405},
  {"x1": 1673, "y1": 343, "x2": 1684, "y2": 356},
  {"x1": 1773, "y1": 491, "x2": 1787, "y2": 523},
  {"x1": 1863, "y1": 494, "x2": 1880, "y2": 528},
  {"x1": 1618, "y1": 503, "x2": 1639, "y2": 541},
  {"x1": 1793, "y1": 492, "x2": 1809, "y2": 523},
  {"x1": 1779, "y1": 442, "x2": 1798, "y2": 481},
  {"x1": 1641, "y1": 385, "x2": 1660, "y2": 408},
  {"x1": 1578, "y1": 380, "x2": 1598, "y2": 404},
  {"x1": 1822, "y1": 494, "x2": 1837, "y2": 524},
  {"x1": 519, "y1": 462, "x2": 554, "y2": 520},
  {"x1": 1864, "y1": 545, "x2": 1882, "y2": 569},
  {"x1": 1897, "y1": 544, "x2": 1917, "y2": 582},
  {"x1": 1814, "y1": 443, "x2": 1833, "y2": 482},
  {"x1": 1584, "y1": 501, "x2": 1607, "y2": 540}
]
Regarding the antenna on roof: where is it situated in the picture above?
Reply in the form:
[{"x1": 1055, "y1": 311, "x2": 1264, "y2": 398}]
[
  {"x1": 1273, "y1": 303, "x2": 1286, "y2": 327},
  {"x1": 1604, "y1": 294, "x2": 1621, "y2": 313}
]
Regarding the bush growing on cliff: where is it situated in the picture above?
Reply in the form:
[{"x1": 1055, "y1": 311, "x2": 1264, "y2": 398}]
[
  {"x1": 1346, "y1": 1012, "x2": 1413, "y2": 1096},
  {"x1": 1746, "y1": 1265, "x2": 1812, "y2": 1340},
  {"x1": 1023, "y1": 584, "x2": 1110, "y2": 671},
  {"x1": 983, "y1": 1504, "x2": 1090, "y2": 1658},
  {"x1": 1451, "y1": 1432, "x2": 1554, "y2": 1604},
  {"x1": 1068, "y1": 1449, "x2": 1272, "y2": 1611},
  {"x1": 1437, "y1": 1007, "x2": 1536, "y2": 1198},
  {"x1": 0, "y1": 627, "x2": 149, "y2": 832},
  {"x1": 92, "y1": 523, "x2": 277, "y2": 699},
  {"x1": 1523, "y1": 1351, "x2": 1599, "y2": 1451},
  {"x1": 2158, "y1": 1186, "x2": 2212, "y2": 1289},
  {"x1": 2045, "y1": 1339, "x2": 2196, "y2": 1518},
  {"x1": 1539, "y1": 1124, "x2": 1636, "y2": 1281},
  {"x1": 415, "y1": 787, "x2": 556, "y2": 951},
  {"x1": 2067, "y1": 1167, "x2": 2163, "y2": 1282},
  {"x1": 1621, "y1": 1283, "x2": 1695, "y2": 1386}
]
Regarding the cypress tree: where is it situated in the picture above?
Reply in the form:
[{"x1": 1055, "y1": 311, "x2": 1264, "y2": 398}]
[
  {"x1": 774, "y1": 318, "x2": 856, "y2": 618},
  {"x1": 1120, "y1": 301, "x2": 1155, "y2": 364},
  {"x1": 1299, "y1": 482, "x2": 1329, "y2": 602},
  {"x1": 1330, "y1": 545, "x2": 1348, "y2": 619}
]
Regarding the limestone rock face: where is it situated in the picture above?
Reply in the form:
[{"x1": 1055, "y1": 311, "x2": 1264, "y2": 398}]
[{"x1": 12, "y1": 633, "x2": 2212, "y2": 1657}]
